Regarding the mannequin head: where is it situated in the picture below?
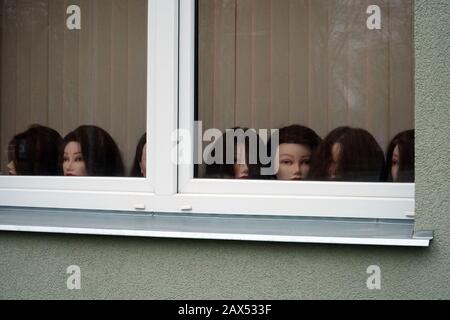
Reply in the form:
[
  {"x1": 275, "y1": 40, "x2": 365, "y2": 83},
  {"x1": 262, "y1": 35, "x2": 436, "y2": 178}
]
[
  {"x1": 7, "y1": 160, "x2": 16, "y2": 175},
  {"x1": 62, "y1": 141, "x2": 87, "y2": 176},
  {"x1": 232, "y1": 141, "x2": 250, "y2": 179},
  {"x1": 205, "y1": 127, "x2": 261, "y2": 179},
  {"x1": 386, "y1": 130, "x2": 414, "y2": 182},
  {"x1": 270, "y1": 125, "x2": 321, "y2": 180},
  {"x1": 7, "y1": 124, "x2": 62, "y2": 175},
  {"x1": 130, "y1": 133, "x2": 147, "y2": 177},
  {"x1": 61, "y1": 125, "x2": 124, "y2": 177},
  {"x1": 309, "y1": 126, "x2": 386, "y2": 182}
]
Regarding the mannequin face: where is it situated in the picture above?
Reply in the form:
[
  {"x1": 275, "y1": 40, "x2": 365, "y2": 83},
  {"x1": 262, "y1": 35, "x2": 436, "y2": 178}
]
[
  {"x1": 329, "y1": 143, "x2": 341, "y2": 180},
  {"x1": 276, "y1": 143, "x2": 312, "y2": 180},
  {"x1": 7, "y1": 161, "x2": 17, "y2": 175},
  {"x1": 140, "y1": 144, "x2": 147, "y2": 177},
  {"x1": 391, "y1": 145, "x2": 400, "y2": 182},
  {"x1": 63, "y1": 142, "x2": 87, "y2": 176},
  {"x1": 233, "y1": 143, "x2": 249, "y2": 179}
]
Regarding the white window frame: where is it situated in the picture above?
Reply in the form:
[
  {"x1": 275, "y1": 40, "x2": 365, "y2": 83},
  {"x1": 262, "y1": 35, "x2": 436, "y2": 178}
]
[
  {"x1": 0, "y1": 0, "x2": 416, "y2": 220},
  {"x1": 177, "y1": 0, "x2": 415, "y2": 220}
]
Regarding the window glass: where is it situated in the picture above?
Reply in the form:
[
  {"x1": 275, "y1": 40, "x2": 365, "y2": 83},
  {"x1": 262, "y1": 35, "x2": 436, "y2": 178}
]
[
  {"x1": 1, "y1": 0, "x2": 148, "y2": 177},
  {"x1": 195, "y1": 0, "x2": 414, "y2": 183}
]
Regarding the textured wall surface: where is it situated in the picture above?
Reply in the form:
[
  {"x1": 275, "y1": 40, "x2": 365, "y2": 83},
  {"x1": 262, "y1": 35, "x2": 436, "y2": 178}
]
[{"x1": 0, "y1": 0, "x2": 449, "y2": 299}]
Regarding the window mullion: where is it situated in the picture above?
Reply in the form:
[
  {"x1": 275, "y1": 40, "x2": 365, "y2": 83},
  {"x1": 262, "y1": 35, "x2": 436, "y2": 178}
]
[{"x1": 150, "y1": 0, "x2": 179, "y2": 196}]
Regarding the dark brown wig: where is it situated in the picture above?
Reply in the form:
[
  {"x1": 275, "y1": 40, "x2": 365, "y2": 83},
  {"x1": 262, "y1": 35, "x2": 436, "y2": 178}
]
[
  {"x1": 8, "y1": 124, "x2": 62, "y2": 175},
  {"x1": 308, "y1": 126, "x2": 386, "y2": 182},
  {"x1": 130, "y1": 133, "x2": 147, "y2": 177},
  {"x1": 61, "y1": 125, "x2": 125, "y2": 176},
  {"x1": 205, "y1": 127, "x2": 262, "y2": 179},
  {"x1": 278, "y1": 124, "x2": 322, "y2": 151},
  {"x1": 386, "y1": 129, "x2": 414, "y2": 182}
]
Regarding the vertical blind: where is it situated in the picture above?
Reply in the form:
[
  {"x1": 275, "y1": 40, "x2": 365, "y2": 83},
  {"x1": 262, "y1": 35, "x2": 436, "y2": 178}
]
[
  {"x1": 1, "y1": 0, "x2": 415, "y2": 174},
  {"x1": 197, "y1": 0, "x2": 414, "y2": 151},
  {"x1": 1, "y1": 0, "x2": 147, "y2": 173}
]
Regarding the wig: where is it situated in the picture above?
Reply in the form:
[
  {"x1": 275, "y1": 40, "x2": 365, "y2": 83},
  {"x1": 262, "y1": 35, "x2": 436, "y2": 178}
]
[
  {"x1": 61, "y1": 125, "x2": 125, "y2": 176},
  {"x1": 386, "y1": 129, "x2": 414, "y2": 182},
  {"x1": 205, "y1": 127, "x2": 262, "y2": 179},
  {"x1": 276, "y1": 124, "x2": 322, "y2": 152},
  {"x1": 130, "y1": 133, "x2": 147, "y2": 177},
  {"x1": 8, "y1": 124, "x2": 62, "y2": 175},
  {"x1": 308, "y1": 126, "x2": 386, "y2": 182}
]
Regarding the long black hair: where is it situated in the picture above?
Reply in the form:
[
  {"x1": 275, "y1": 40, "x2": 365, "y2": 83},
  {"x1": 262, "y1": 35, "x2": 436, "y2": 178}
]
[
  {"x1": 386, "y1": 129, "x2": 414, "y2": 182},
  {"x1": 130, "y1": 133, "x2": 147, "y2": 177},
  {"x1": 309, "y1": 126, "x2": 386, "y2": 182},
  {"x1": 205, "y1": 127, "x2": 262, "y2": 179},
  {"x1": 8, "y1": 124, "x2": 62, "y2": 175},
  {"x1": 61, "y1": 125, "x2": 125, "y2": 176}
]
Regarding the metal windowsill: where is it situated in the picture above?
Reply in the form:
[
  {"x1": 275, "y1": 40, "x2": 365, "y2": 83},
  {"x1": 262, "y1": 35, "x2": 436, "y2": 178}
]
[{"x1": 0, "y1": 207, "x2": 433, "y2": 247}]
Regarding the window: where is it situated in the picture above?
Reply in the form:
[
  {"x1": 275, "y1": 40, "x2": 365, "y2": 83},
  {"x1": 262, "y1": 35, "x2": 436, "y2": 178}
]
[
  {"x1": 0, "y1": 0, "x2": 156, "y2": 210},
  {"x1": 195, "y1": 0, "x2": 414, "y2": 185},
  {"x1": 1, "y1": 0, "x2": 148, "y2": 179},
  {"x1": 0, "y1": 0, "x2": 431, "y2": 246},
  {"x1": 178, "y1": 0, "x2": 415, "y2": 219}
]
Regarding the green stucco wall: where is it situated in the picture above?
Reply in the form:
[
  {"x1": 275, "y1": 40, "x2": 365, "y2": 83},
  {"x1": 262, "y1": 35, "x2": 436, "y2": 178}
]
[{"x1": 1, "y1": 0, "x2": 449, "y2": 299}]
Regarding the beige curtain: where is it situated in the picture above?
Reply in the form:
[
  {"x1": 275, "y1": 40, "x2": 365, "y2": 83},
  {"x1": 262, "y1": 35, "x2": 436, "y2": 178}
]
[
  {"x1": 198, "y1": 0, "x2": 414, "y2": 151},
  {"x1": 1, "y1": 0, "x2": 147, "y2": 173}
]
